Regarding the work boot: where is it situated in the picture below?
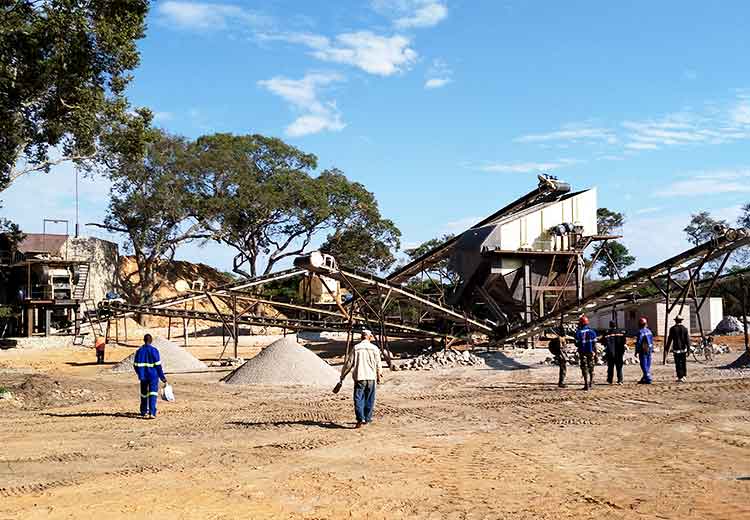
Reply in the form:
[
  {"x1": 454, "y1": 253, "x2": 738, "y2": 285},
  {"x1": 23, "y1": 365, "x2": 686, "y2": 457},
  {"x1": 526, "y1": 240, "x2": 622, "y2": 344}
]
[
  {"x1": 355, "y1": 422, "x2": 364, "y2": 429},
  {"x1": 581, "y1": 383, "x2": 589, "y2": 391},
  {"x1": 558, "y1": 382, "x2": 567, "y2": 388}
]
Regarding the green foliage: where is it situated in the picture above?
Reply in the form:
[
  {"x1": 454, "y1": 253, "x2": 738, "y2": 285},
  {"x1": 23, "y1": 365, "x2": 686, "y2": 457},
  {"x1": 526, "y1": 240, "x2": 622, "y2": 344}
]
[
  {"x1": 594, "y1": 241, "x2": 636, "y2": 279},
  {"x1": 0, "y1": 306, "x2": 15, "y2": 318},
  {"x1": 684, "y1": 211, "x2": 727, "y2": 246},
  {"x1": 97, "y1": 130, "x2": 207, "y2": 304},
  {"x1": 403, "y1": 234, "x2": 457, "y2": 286},
  {"x1": 320, "y1": 221, "x2": 400, "y2": 273},
  {"x1": 596, "y1": 208, "x2": 625, "y2": 235},
  {"x1": 0, "y1": 0, "x2": 150, "y2": 189},
  {"x1": 190, "y1": 133, "x2": 400, "y2": 277}
]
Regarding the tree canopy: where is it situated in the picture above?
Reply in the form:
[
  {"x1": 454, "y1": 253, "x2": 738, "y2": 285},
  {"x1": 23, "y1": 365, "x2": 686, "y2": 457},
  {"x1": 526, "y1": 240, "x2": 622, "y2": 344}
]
[
  {"x1": 591, "y1": 208, "x2": 634, "y2": 279},
  {"x1": 93, "y1": 130, "x2": 207, "y2": 304},
  {"x1": 684, "y1": 211, "x2": 727, "y2": 246},
  {"x1": 1, "y1": 0, "x2": 150, "y2": 190},
  {"x1": 596, "y1": 207, "x2": 625, "y2": 235},
  {"x1": 189, "y1": 133, "x2": 400, "y2": 277}
]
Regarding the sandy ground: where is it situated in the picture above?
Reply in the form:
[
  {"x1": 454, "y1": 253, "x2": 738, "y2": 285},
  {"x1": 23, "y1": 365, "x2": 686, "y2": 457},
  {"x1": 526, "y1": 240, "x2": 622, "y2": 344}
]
[{"x1": 2, "y1": 338, "x2": 750, "y2": 519}]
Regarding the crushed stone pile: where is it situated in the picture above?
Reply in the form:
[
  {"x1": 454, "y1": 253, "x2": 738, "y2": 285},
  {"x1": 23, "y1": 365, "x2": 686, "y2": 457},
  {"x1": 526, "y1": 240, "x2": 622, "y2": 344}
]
[
  {"x1": 396, "y1": 348, "x2": 485, "y2": 371},
  {"x1": 722, "y1": 351, "x2": 750, "y2": 369},
  {"x1": 112, "y1": 337, "x2": 207, "y2": 373},
  {"x1": 223, "y1": 336, "x2": 339, "y2": 387},
  {"x1": 713, "y1": 316, "x2": 748, "y2": 335}
]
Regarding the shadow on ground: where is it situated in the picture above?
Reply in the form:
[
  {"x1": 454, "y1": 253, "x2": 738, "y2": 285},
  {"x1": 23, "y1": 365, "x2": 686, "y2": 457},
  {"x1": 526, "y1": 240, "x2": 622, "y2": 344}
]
[
  {"x1": 476, "y1": 351, "x2": 534, "y2": 371},
  {"x1": 227, "y1": 420, "x2": 350, "y2": 429},
  {"x1": 42, "y1": 411, "x2": 143, "y2": 419}
]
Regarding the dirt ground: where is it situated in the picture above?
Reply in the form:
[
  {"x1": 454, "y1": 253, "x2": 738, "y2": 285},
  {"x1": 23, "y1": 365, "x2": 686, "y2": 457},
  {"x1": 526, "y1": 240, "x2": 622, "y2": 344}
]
[{"x1": 3, "y1": 338, "x2": 750, "y2": 519}]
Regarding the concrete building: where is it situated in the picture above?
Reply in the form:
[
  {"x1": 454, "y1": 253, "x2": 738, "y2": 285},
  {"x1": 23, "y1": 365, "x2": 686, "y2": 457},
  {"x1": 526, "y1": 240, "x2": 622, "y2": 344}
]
[{"x1": 589, "y1": 301, "x2": 692, "y2": 336}]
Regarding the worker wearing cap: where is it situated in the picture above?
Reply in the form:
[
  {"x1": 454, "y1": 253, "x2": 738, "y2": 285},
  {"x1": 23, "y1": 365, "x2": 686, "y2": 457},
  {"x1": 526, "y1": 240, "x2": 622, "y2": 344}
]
[
  {"x1": 94, "y1": 335, "x2": 106, "y2": 365},
  {"x1": 547, "y1": 332, "x2": 568, "y2": 388},
  {"x1": 133, "y1": 334, "x2": 167, "y2": 419},
  {"x1": 601, "y1": 321, "x2": 627, "y2": 385},
  {"x1": 575, "y1": 316, "x2": 597, "y2": 391},
  {"x1": 339, "y1": 329, "x2": 383, "y2": 428},
  {"x1": 664, "y1": 315, "x2": 690, "y2": 383},
  {"x1": 635, "y1": 317, "x2": 654, "y2": 384}
]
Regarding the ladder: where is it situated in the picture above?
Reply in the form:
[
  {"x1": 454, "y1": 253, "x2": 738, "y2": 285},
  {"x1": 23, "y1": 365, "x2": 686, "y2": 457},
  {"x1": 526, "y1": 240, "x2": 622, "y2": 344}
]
[
  {"x1": 73, "y1": 299, "x2": 105, "y2": 345},
  {"x1": 72, "y1": 264, "x2": 90, "y2": 300}
]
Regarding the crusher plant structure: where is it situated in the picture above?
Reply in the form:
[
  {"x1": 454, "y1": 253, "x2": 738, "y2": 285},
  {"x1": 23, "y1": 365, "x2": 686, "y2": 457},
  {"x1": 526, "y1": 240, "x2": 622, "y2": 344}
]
[{"x1": 97, "y1": 175, "x2": 750, "y2": 357}]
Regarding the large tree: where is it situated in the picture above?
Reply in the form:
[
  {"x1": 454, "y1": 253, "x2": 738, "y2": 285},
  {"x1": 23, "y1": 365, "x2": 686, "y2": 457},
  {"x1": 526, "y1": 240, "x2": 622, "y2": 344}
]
[
  {"x1": 403, "y1": 235, "x2": 458, "y2": 287},
  {"x1": 684, "y1": 211, "x2": 728, "y2": 246},
  {"x1": 591, "y1": 207, "x2": 635, "y2": 279},
  {"x1": 0, "y1": 0, "x2": 150, "y2": 190},
  {"x1": 92, "y1": 130, "x2": 207, "y2": 304},
  {"x1": 593, "y1": 241, "x2": 636, "y2": 279},
  {"x1": 190, "y1": 133, "x2": 400, "y2": 277}
]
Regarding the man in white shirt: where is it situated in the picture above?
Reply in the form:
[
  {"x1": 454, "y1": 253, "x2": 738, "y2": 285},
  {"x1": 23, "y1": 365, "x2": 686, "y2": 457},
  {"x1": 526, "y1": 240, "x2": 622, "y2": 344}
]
[{"x1": 339, "y1": 329, "x2": 383, "y2": 428}]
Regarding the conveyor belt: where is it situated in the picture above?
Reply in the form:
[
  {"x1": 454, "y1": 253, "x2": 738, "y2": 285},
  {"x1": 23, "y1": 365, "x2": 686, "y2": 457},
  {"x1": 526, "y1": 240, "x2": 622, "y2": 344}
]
[{"x1": 501, "y1": 233, "x2": 750, "y2": 343}]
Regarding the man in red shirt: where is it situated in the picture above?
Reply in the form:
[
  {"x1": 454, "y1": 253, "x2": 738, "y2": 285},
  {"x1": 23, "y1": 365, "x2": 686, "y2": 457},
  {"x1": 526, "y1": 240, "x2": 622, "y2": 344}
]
[{"x1": 95, "y1": 336, "x2": 106, "y2": 365}]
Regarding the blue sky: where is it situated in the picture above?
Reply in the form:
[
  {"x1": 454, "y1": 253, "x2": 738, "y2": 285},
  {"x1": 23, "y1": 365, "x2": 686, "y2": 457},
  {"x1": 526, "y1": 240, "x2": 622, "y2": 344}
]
[{"x1": 4, "y1": 0, "x2": 750, "y2": 272}]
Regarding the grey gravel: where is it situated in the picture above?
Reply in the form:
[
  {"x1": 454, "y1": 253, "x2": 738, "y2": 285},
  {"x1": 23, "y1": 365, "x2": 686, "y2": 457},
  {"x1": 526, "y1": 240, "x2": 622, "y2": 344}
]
[
  {"x1": 112, "y1": 337, "x2": 207, "y2": 373},
  {"x1": 222, "y1": 336, "x2": 339, "y2": 387}
]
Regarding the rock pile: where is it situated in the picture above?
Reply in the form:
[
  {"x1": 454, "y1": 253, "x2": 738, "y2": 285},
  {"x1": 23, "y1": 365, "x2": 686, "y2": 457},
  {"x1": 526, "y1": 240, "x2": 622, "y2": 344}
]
[
  {"x1": 397, "y1": 349, "x2": 485, "y2": 371},
  {"x1": 713, "y1": 316, "x2": 749, "y2": 335},
  {"x1": 542, "y1": 347, "x2": 638, "y2": 366},
  {"x1": 223, "y1": 336, "x2": 340, "y2": 387},
  {"x1": 112, "y1": 337, "x2": 207, "y2": 373}
]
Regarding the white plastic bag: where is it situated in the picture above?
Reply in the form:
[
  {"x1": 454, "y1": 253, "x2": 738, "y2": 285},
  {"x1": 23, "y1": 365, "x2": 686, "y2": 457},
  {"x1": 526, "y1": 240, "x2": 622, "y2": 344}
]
[{"x1": 162, "y1": 383, "x2": 175, "y2": 402}]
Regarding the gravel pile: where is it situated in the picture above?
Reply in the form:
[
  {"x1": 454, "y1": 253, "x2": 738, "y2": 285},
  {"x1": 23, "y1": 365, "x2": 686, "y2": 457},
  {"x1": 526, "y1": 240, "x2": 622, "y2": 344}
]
[
  {"x1": 223, "y1": 336, "x2": 339, "y2": 387},
  {"x1": 723, "y1": 351, "x2": 750, "y2": 369},
  {"x1": 713, "y1": 316, "x2": 748, "y2": 335},
  {"x1": 542, "y1": 346, "x2": 638, "y2": 366},
  {"x1": 112, "y1": 337, "x2": 207, "y2": 373},
  {"x1": 396, "y1": 349, "x2": 485, "y2": 371}
]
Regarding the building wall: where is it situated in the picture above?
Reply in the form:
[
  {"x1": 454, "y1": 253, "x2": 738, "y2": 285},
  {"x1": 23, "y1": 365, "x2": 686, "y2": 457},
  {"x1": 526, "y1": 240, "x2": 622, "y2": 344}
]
[
  {"x1": 622, "y1": 302, "x2": 691, "y2": 336},
  {"x1": 65, "y1": 237, "x2": 119, "y2": 302},
  {"x1": 689, "y1": 297, "x2": 724, "y2": 334}
]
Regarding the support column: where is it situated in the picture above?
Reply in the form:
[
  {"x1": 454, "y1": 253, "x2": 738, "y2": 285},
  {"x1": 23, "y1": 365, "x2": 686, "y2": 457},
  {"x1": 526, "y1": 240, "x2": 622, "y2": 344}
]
[
  {"x1": 232, "y1": 294, "x2": 239, "y2": 359},
  {"x1": 26, "y1": 307, "x2": 33, "y2": 337},
  {"x1": 742, "y1": 276, "x2": 749, "y2": 355},
  {"x1": 575, "y1": 254, "x2": 585, "y2": 303},
  {"x1": 663, "y1": 268, "x2": 671, "y2": 364}
]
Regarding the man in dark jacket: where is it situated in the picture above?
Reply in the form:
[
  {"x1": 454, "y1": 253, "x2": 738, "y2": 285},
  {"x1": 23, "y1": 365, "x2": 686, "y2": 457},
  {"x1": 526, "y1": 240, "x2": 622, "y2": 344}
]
[
  {"x1": 547, "y1": 332, "x2": 568, "y2": 388},
  {"x1": 133, "y1": 334, "x2": 167, "y2": 419},
  {"x1": 664, "y1": 316, "x2": 690, "y2": 382},
  {"x1": 602, "y1": 321, "x2": 627, "y2": 385}
]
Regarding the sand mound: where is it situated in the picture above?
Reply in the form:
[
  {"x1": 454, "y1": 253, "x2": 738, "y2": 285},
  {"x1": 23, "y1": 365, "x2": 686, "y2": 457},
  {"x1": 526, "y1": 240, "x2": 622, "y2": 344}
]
[
  {"x1": 223, "y1": 336, "x2": 339, "y2": 387},
  {"x1": 112, "y1": 337, "x2": 207, "y2": 373}
]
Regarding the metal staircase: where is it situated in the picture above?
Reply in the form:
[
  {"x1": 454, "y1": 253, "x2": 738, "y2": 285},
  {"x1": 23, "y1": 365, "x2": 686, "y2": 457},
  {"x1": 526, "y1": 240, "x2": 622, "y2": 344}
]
[{"x1": 73, "y1": 263, "x2": 90, "y2": 300}]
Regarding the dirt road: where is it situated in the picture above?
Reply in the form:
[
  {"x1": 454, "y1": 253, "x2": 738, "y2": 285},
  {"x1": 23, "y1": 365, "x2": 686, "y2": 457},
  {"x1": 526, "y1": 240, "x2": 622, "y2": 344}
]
[{"x1": 2, "y1": 344, "x2": 750, "y2": 519}]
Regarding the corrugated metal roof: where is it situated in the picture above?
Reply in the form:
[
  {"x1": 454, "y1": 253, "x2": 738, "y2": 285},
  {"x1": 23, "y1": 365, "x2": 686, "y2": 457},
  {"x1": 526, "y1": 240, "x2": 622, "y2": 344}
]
[{"x1": 17, "y1": 233, "x2": 68, "y2": 254}]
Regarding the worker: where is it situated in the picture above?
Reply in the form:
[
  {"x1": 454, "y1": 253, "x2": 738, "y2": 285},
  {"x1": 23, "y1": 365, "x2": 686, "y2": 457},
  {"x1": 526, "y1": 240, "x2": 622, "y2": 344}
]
[
  {"x1": 635, "y1": 317, "x2": 654, "y2": 384},
  {"x1": 94, "y1": 335, "x2": 106, "y2": 365},
  {"x1": 601, "y1": 321, "x2": 627, "y2": 385},
  {"x1": 664, "y1": 315, "x2": 690, "y2": 382},
  {"x1": 133, "y1": 334, "x2": 167, "y2": 419},
  {"x1": 547, "y1": 332, "x2": 568, "y2": 388},
  {"x1": 575, "y1": 316, "x2": 597, "y2": 391},
  {"x1": 338, "y1": 329, "x2": 383, "y2": 428}
]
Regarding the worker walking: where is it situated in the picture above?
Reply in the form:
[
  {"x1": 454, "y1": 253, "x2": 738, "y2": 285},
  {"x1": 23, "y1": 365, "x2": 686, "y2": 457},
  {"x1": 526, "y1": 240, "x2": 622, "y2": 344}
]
[
  {"x1": 133, "y1": 334, "x2": 167, "y2": 419},
  {"x1": 339, "y1": 329, "x2": 383, "y2": 428},
  {"x1": 575, "y1": 316, "x2": 597, "y2": 391},
  {"x1": 635, "y1": 317, "x2": 654, "y2": 384},
  {"x1": 664, "y1": 316, "x2": 690, "y2": 382},
  {"x1": 602, "y1": 321, "x2": 626, "y2": 385},
  {"x1": 547, "y1": 332, "x2": 568, "y2": 388},
  {"x1": 94, "y1": 335, "x2": 106, "y2": 365}
]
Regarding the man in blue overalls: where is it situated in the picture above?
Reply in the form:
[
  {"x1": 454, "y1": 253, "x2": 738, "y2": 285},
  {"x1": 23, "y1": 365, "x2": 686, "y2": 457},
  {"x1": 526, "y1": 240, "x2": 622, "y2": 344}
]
[
  {"x1": 575, "y1": 316, "x2": 597, "y2": 391},
  {"x1": 635, "y1": 317, "x2": 654, "y2": 384},
  {"x1": 133, "y1": 334, "x2": 167, "y2": 419}
]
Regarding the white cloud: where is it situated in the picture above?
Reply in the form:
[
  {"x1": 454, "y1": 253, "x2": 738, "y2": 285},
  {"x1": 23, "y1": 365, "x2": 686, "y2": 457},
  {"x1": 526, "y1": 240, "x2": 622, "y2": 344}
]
[
  {"x1": 443, "y1": 216, "x2": 481, "y2": 233},
  {"x1": 425, "y1": 78, "x2": 450, "y2": 89},
  {"x1": 478, "y1": 158, "x2": 581, "y2": 174},
  {"x1": 153, "y1": 111, "x2": 173, "y2": 123},
  {"x1": 258, "y1": 73, "x2": 346, "y2": 137},
  {"x1": 733, "y1": 101, "x2": 750, "y2": 125},
  {"x1": 514, "y1": 124, "x2": 617, "y2": 144},
  {"x1": 656, "y1": 169, "x2": 750, "y2": 197},
  {"x1": 634, "y1": 207, "x2": 662, "y2": 215},
  {"x1": 279, "y1": 31, "x2": 417, "y2": 76},
  {"x1": 424, "y1": 58, "x2": 452, "y2": 89},
  {"x1": 372, "y1": 1, "x2": 448, "y2": 29},
  {"x1": 625, "y1": 142, "x2": 659, "y2": 150},
  {"x1": 157, "y1": 1, "x2": 269, "y2": 30}
]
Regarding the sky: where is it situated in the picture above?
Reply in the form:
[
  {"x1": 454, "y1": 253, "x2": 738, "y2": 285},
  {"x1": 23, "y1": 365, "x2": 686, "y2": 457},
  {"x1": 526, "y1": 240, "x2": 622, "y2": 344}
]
[{"x1": 4, "y1": 0, "x2": 750, "y2": 273}]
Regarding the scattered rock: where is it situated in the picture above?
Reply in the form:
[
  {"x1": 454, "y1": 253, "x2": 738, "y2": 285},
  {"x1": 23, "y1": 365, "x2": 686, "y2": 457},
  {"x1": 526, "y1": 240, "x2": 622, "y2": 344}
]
[
  {"x1": 398, "y1": 348, "x2": 485, "y2": 371},
  {"x1": 112, "y1": 337, "x2": 207, "y2": 373}
]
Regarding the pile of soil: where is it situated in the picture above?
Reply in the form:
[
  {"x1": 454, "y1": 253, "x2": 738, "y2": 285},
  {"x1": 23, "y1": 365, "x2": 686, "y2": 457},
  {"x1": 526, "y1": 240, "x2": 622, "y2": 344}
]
[
  {"x1": 223, "y1": 336, "x2": 339, "y2": 387},
  {"x1": 1, "y1": 374, "x2": 107, "y2": 410},
  {"x1": 111, "y1": 337, "x2": 207, "y2": 373},
  {"x1": 722, "y1": 350, "x2": 750, "y2": 369}
]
